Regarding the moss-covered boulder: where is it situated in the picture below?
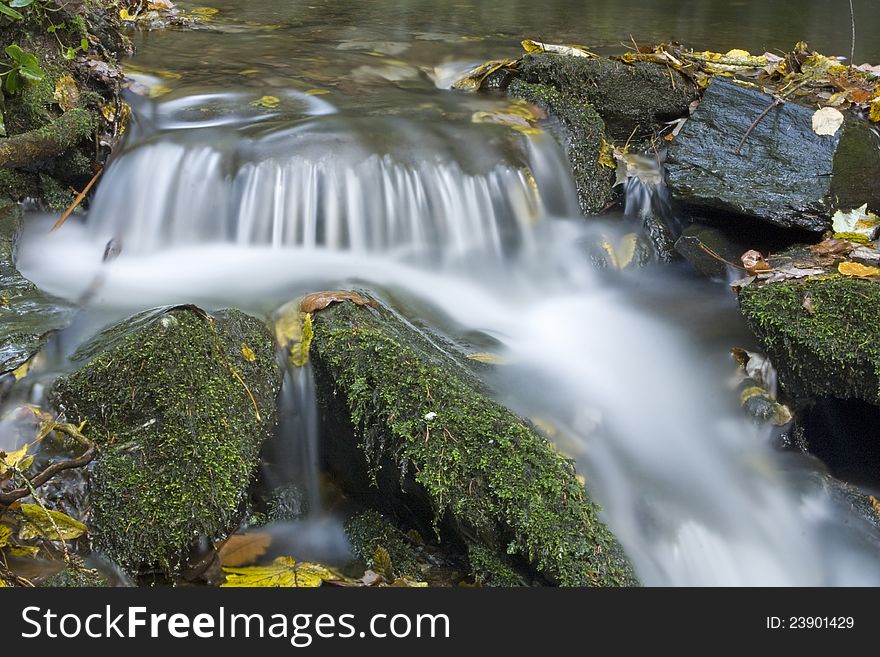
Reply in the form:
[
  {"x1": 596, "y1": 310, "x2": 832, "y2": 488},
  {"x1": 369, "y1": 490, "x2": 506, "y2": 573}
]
[
  {"x1": 508, "y1": 78, "x2": 614, "y2": 215},
  {"x1": 309, "y1": 296, "x2": 637, "y2": 586},
  {"x1": 738, "y1": 276, "x2": 880, "y2": 405},
  {"x1": 514, "y1": 54, "x2": 698, "y2": 141},
  {"x1": 51, "y1": 305, "x2": 281, "y2": 573},
  {"x1": 0, "y1": 1, "x2": 127, "y2": 208},
  {"x1": 0, "y1": 200, "x2": 74, "y2": 376}
]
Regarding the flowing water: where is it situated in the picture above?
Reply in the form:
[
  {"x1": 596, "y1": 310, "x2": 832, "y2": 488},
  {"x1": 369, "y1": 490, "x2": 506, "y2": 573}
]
[{"x1": 10, "y1": 0, "x2": 880, "y2": 585}]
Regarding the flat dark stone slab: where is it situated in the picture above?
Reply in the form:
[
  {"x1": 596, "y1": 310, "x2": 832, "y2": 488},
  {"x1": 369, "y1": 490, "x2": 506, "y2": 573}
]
[{"x1": 666, "y1": 77, "x2": 880, "y2": 231}]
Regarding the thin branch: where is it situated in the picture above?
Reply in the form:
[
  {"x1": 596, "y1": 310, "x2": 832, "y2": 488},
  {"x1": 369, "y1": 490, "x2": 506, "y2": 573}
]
[{"x1": 50, "y1": 166, "x2": 104, "y2": 233}]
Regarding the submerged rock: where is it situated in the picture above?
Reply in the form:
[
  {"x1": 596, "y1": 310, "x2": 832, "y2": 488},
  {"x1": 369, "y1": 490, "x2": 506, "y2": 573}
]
[
  {"x1": 738, "y1": 276, "x2": 880, "y2": 405},
  {"x1": 308, "y1": 295, "x2": 637, "y2": 586},
  {"x1": 0, "y1": 201, "x2": 74, "y2": 377},
  {"x1": 51, "y1": 305, "x2": 281, "y2": 573},
  {"x1": 675, "y1": 222, "x2": 749, "y2": 279},
  {"x1": 667, "y1": 78, "x2": 880, "y2": 231}
]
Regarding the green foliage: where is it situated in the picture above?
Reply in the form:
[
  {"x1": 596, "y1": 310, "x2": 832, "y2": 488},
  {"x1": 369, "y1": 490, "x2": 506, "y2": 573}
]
[
  {"x1": 311, "y1": 299, "x2": 638, "y2": 586},
  {"x1": 1, "y1": 44, "x2": 46, "y2": 94},
  {"x1": 344, "y1": 510, "x2": 422, "y2": 579}
]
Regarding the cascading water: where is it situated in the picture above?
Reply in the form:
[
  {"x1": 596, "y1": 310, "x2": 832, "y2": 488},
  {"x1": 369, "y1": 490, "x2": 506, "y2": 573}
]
[{"x1": 15, "y1": 58, "x2": 880, "y2": 585}]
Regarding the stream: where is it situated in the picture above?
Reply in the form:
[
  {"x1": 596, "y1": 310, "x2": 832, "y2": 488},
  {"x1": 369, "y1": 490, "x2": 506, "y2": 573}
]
[{"x1": 9, "y1": 0, "x2": 880, "y2": 585}]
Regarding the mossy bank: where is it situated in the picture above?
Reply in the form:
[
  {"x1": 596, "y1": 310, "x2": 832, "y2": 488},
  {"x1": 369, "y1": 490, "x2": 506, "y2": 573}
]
[
  {"x1": 51, "y1": 305, "x2": 282, "y2": 574},
  {"x1": 308, "y1": 296, "x2": 638, "y2": 586}
]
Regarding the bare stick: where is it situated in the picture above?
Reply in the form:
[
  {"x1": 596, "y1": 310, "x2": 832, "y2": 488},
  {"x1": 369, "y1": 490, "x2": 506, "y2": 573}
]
[
  {"x1": 849, "y1": 0, "x2": 856, "y2": 70},
  {"x1": 50, "y1": 166, "x2": 104, "y2": 233}
]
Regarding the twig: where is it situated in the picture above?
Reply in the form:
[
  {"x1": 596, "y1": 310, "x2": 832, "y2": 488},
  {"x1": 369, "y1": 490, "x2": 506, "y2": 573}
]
[
  {"x1": 50, "y1": 166, "x2": 104, "y2": 233},
  {"x1": 849, "y1": 0, "x2": 856, "y2": 71},
  {"x1": 735, "y1": 81, "x2": 809, "y2": 155},
  {"x1": 697, "y1": 243, "x2": 748, "y2": 271}
]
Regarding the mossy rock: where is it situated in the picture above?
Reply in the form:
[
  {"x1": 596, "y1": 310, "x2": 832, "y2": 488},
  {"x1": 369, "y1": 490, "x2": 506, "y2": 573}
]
[
  {"x1": 508, "y1": 78, "x2": 615, "y2": 215},
  {"x1": 514, "y1": 54, "x2": 697, "y2": 141},
  {"x1": 344, "y1": 510, "x2": 422, "y2": 580},
  {"x1": 309, "y1": 297, "x2": 637, "y2": 586},
  {"x1": 738, "y1": 276, "x2": 880, "y2": 404},
  {"x1": 51, "y1": 305, "x2": 281, "y2": 574},
  {"x1": 0, "y1": 1, "x2": 127, "y2": 204},
  {"x1": 0, "y1": 199, "x2": 74, "y2": 376}
]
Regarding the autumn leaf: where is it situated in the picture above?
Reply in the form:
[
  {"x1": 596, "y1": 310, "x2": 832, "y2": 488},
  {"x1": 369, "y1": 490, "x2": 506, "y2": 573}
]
[
  {"x1": 221, "y1": 556, "x2": 336, "y2": 587},
  {"x1": 0, "y1": 444, "x2": 30, "y2": 476},
  {"x1": 741, "y1": 249, "x2": 771, "y2": 275},
  {"x1": 218, "y1": 532, "x2": 272, "y2": 567},
  {"x1": 838, "y1": 261, "x2": 880, "y2": 278},
  {"x1": 251, "y1": 95, "x2": 280, "y2": 109},
  {"x1": 0, "y1": 524, "x2": 11, "y2": 548},
  {"x1": 602, "y1": 233, "x2": 638, "y2": 269},
  {"x1": 451, "y1": 59, "x2": 516, "y2": 91},
  {"x1": 832, "y1": 204, "x2": 880, "y2": 240},
  {"x1": 53, "y1": 75, "x2": 80, "y2": 112},
  {"x1": 240, "y1": 344, "x2": 256, "y2": 362},
  {"x1": 466, "y1": 352, "x2": 508, "y2": 365},
  {"x1": 299, "y1": 290, "x2": 378, "y2": 313},
  {"x1": 372, "y1": 546, "x2": 394, "y2": 580},
  {"x1": 811, "y1": 107, "x2": 844, "y2": 136},
  {"x1": 521, "y1": 40, "x2": 596, "y2": 58},
  {"x1": 17, "y1": 504, "x2": 87, "y2": 541}
]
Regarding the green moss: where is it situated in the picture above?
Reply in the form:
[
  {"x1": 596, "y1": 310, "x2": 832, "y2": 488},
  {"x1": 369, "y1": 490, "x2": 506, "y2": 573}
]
[
  {"x1": 738, "y1": 276, "x2": 880, "y2": 403},
  {"x1": 344, "y1": 510, "x2": 422, "y2": 579},
  {"x1": 467, "y1": 544, "x2": 526, "y2": 587},
  {"x1": 311, "y1": 299, "x2": 637, "y2": 586},
  {"x1": 40, "y1": 564, "x2": 109, "y2": 587},
  {"x1": 508, "y1": 78, "x2": 615, "y2": 215},
  {"x1": 51, "y1": 306, "x2": 281, "y2": 573},
  {"x1": 515, "y1": 54, "x2": 697, "y2": 141}
]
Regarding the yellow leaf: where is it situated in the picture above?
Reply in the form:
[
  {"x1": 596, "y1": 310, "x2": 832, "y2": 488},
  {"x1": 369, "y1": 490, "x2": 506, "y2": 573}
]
[
  {"x1": 0, "y1": 444, "x2": 29, "y2": 475},
  {"x1": 53, "y1": 75, "x2": 80, "y2": 112},
  {"x1": 190, "y1": 6, "x2": 220, "y2": 17},
  {"x1": 305, "y1": 89, "x2": 330, "y2": 95},
  {"x1": 221, "y1": 556, "x2": 336, "y2": 587},
  {"x1": 238, "y1": 69, "x2": 259, "y2": 75},
  {"x1": 466, "y1": 352, "x2": 508, "y2": 365},
  {"x1": 598, "y1": 138, "x2": 616, "y2": 169},
  {"x1": 870, "y1": 100, "x2": 880, "y2": 123},
  {"x1": 522, "y1": 40, "x2": 596, "y2": 58},
  {"x1": 372, "y1": 546, "x2": 393, "y2": 580},
  {"x1": 0, "y1": 578, "x2": 8, "y2": 588},
  {"x1": 451, "y1": 59, "x2": 515, "y2": 92},
  {"x1": 7, "y1": 545, "x2": 40, "y2": 558},
  {"x1": 119, "y1": 8, "x2": 134, "y2": 20},
  {"x1": 12, "y1": 359, "x2": 31, "y2": 381},
  {"x1": 1, "y1": 295, "x2": 8, "y2": 306},
  {"x1": 251, "y1": 95, "x2": 280, "y2": 109},
  {"x1": 838, "y1": 261, "x2": 880, "y2": 278},
  {"x1": 388, "y1": 577, "x2": 428, "y2": 587},
  {"x1": 218, "y1": 532, "x2": 272, "y2": 567},
  {"x1": 17, "y1": 504, "x2": 87, "y2": 541},
  {"x1": 602, "y1": 233, "x2": 638, "y2": 269},
  {"x1": 0, "y1": 524, "x2": 11, "y2": 548},
  {"x1": 241, "y1": 344, "x2": 256, "y2": 362}
]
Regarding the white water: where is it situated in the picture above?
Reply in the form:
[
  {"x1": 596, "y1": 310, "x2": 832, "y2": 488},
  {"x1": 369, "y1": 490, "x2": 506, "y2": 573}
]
[{"x1": 17, "y1": 109, "x2": 880, "y2": 586}]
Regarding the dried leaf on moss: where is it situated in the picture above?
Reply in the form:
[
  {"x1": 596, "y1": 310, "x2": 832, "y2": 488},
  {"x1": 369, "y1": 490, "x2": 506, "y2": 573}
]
[
  {"x1": 522, "y1": 40, "x2": 596, "y2": 58},
  {"x1": 838, "y1": 261, "x2": 880, "y2": 278},
  {"x1": 218, "y1": 532, "x2": 272, "y2": 567}
]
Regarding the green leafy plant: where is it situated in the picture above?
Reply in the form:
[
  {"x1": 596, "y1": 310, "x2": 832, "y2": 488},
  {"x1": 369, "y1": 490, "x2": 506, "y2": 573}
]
[
  {"x1": 1, "y1": 43, "x2": 45, "y2": 94},
  {"x1": 0, "y1": 0, "x2": 29, "y2": 21}
]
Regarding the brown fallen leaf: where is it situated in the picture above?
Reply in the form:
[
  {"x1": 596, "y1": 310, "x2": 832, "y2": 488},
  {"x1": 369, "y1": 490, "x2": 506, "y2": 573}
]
[
  {"x1": 809, "y1": 238, "x2": 854, "y2": 258},
  {"x1": 838, "y1": 261, "x2": 880, "y2": 278},
  {"x1": 741, "y1": 249, "x2": 771, "y2": 275},
  {"x1": 218, "y1": 532, "x2": 272, "y2": 568},
  {"x1": 761, "y1": 266, "x2": 825, "y2": 283},
  {"x1": 300, "y1": 291, "x2": 379, "y2": 314}
]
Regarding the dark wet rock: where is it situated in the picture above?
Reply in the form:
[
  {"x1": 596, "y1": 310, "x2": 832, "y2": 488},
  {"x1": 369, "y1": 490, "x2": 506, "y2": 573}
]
[
  {"x1": 738, "y1": 276, "x2": 880, "y2": 405},
  {"x1": 667, "y1": 78, "x2": 880, "y2": 232},
  {"x1": 508, "y1": 78, "x2": 615, "y2": 215},
  {"x1": 675, "y1": 222, "x2": 749, "y2": 279},
  {"x1": 51, "y1": 305, "x2": 281, "y2": 574},
  {"x1": 309, "y1": 295, "x2": 638, "y2": 586},
  {"x1": 514, "y1": 54, "x2": 698, "y2": 141},
  {"x1": 0, "y1": 201, "x2": 75, "y2": 377},
  {"x1": 344, "y1": 510, "x2": 424, "y2": 580}
]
